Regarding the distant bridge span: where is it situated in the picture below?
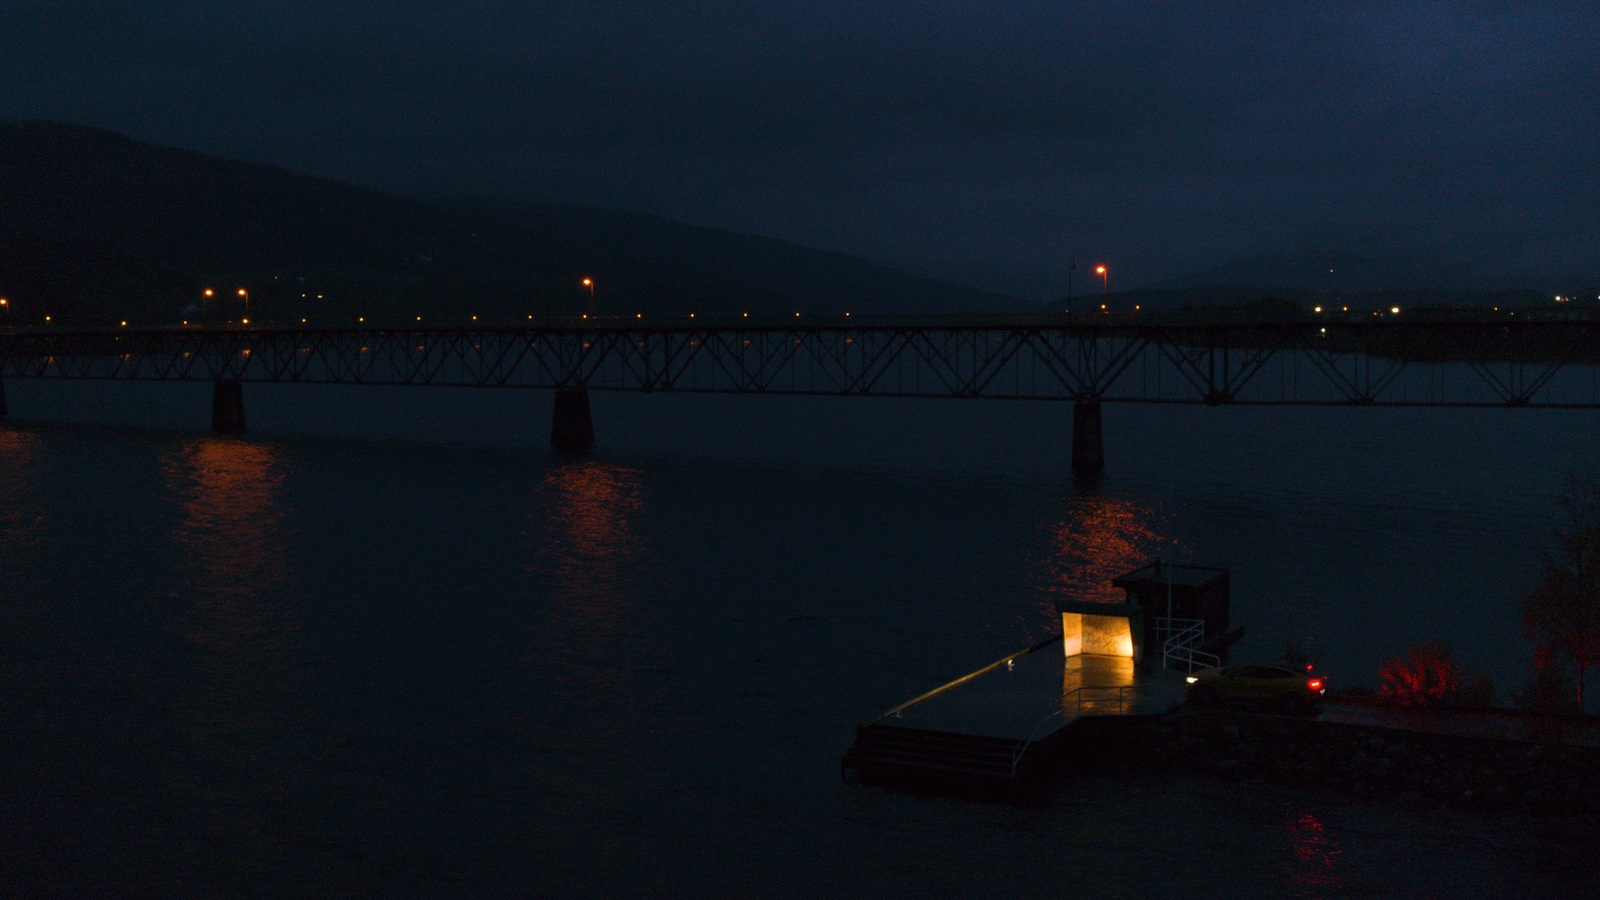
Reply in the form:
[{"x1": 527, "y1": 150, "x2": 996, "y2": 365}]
[{"x1": 4, "y1": 316, "x2": 1600, "y2": 472}]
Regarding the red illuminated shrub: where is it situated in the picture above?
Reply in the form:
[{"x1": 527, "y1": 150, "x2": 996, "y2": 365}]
[{"x1": 1378, "y1": 641, "x2": 1462, "y2": 708}]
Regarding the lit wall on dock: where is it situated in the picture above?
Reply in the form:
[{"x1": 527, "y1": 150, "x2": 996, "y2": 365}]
[{"x1": 1060, "y1": 612, "x2": 1134, "y2": 658}]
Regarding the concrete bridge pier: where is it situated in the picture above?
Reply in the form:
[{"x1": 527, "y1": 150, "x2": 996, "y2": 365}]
[
  {"x1": 551, "y1": 389, "x2": 595, "y2": 454},
  {"x1": 212, "y1": 380, "x2": 247, "y2": 433},
  {"x1": 1072, "y1": 399, "x2": 1104, "y2": 477}
]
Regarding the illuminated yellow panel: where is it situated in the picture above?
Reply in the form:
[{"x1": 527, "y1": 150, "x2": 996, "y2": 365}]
[
  {"x1": 1082, "y1": 613, "x2": 1134, "y2": 657},
  {"x1": 1061, "y1": 612, "x2": 1083, "y2": 657}
]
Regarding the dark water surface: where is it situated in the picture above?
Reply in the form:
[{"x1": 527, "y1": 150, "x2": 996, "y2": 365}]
[{"x1": 2, "y1": 381, "x2": 1597, "y2": 895}]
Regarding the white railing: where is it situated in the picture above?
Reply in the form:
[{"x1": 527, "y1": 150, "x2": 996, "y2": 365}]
[{"x1": 1155, "y1": 617, "x2": 1220, "y2": 674}]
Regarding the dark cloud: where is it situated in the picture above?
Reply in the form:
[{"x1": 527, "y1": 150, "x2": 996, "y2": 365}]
[{"x1": 3, "y1": 1, "x2": 1597, "y2": 298}]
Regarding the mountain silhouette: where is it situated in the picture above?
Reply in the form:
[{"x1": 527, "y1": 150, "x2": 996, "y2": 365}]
[{"x1": 0, "y1": 121, "x2": 1020, "y2": 326}]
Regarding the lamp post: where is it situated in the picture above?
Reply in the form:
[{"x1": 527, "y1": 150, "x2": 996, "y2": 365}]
[
  {"x1": 0, "y1": 297, "x2": 8, "y2": 322},
  {"x1": 1066, "y1": 257, "x2": 1075, "y2": 323},
  {"x1": 1096, "y1": 265, "x2": 1108, "y2": 310},
  {"x1": 581, "y1": 278, "x2": 594, "y2": 317}
]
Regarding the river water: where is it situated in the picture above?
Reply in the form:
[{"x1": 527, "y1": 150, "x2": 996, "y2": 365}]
[{"x1": 1, "y1": 380, "x2": 1596, "y2": 895}]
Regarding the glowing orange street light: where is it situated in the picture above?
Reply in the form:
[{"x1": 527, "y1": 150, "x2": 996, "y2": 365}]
[
  {"x1": 0, "y1": 297, "x2": 8, "y2": 320},
  {"x1": 1095, "y1": 265, "x2": 1108, "y2": 300},
  {"x1": 581, "y1": 277, "x2": 594, "y2": 315}
]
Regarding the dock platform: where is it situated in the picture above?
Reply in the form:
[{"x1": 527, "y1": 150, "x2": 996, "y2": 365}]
[{"x1": 842, "y1": 637, "x2": 1188, "y2": 793}]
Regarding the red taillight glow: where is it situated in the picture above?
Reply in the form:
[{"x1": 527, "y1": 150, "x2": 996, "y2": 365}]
[{"x1": 1308, "y1": 679, "x2": 1324, "y2": 691}]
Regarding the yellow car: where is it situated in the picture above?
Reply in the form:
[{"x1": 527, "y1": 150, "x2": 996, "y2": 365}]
[{"x1": 1185, "y1": 663, "x2": 1327, "y2": 715}]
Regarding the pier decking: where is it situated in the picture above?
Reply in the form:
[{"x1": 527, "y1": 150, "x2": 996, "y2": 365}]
[{"x1": 841, "y1": 637, "x2": 1188, "y2": 793}]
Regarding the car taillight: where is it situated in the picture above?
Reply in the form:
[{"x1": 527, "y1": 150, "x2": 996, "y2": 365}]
[{"x1": 1307, "y1": 678, "x2": 1324, "y2": 691}]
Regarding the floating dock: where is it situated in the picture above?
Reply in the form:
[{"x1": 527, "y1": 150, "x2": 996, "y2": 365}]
[
  {"x1": 841, "y1": 636, "x2": 1188, "y2": 794},
  {"x1": 843, "y1": 562, "x2": 1234, "y2": 796}
]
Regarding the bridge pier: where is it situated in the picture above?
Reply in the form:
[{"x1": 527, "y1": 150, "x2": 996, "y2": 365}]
[
  {"x1": 1072, "y1": 400, "x2": 1104, "y2": 477},
  {"x1": 551, "y1": 389, "x2": 595, "y2": 454},
  {"x1": 212, "y1": 380, "x2": 246, "y2": 434}
]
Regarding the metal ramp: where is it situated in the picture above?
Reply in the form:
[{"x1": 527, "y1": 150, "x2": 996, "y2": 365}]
[{"x1": 840, "y1": 642, "x2": 1142, "y2": 794}]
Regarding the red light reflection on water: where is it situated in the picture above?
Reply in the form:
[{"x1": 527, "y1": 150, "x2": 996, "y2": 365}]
[{"x1": 1281, "y1": 811, "x2": 1346, "y2": 895}]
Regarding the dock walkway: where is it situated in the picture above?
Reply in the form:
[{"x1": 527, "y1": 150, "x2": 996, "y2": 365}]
[{"x1": 842, "y1": 638, "x2": 1188, "y2": 791}]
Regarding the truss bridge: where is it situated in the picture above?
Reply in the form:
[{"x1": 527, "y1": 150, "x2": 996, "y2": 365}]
[{"x1": 4, "y1": 315, "x2": 1600, "y2": 471}]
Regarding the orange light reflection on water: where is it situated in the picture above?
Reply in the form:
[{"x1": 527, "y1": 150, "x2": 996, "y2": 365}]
[
  {"x1": 0, "y1": 430, "x2": 45, "y2": 550},
  {"x1": 160, "y1": 436, "x2": 301, "y2": 870},
  {"x1": 163, "y1": 437, "x2": 298, "y2": 743},
  {"x1": 168, "y1": 438, "x2": 294, "y2": 649},
  {"x1": 527, "y1": 460, "x2": 648, "y2": 652},
  {"x1": 1028, "y1": 492, "x2": 1172, "y2": 634}
]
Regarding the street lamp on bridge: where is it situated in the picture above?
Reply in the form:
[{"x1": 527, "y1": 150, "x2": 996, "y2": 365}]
[{"x1": 581, "y1": 277, "x2": 595, "y2": 316}]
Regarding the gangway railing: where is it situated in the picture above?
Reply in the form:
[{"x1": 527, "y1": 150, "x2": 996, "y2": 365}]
[
  {"x1": 864, "y1": 636, "x2": 1059, "y2": 728},
  {"x1": 1008, "y1": 684, "x2": 1133, "y2": 776}
]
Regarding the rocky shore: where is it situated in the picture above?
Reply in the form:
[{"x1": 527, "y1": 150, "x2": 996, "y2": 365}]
[{"x1": 1062, "y1": 707, "x2": 1600, "y2": 819}]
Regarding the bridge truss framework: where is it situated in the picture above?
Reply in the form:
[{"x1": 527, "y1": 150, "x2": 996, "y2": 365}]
[{"x1": 4, "y1": 320, "x2": 1600, "y2": 408}]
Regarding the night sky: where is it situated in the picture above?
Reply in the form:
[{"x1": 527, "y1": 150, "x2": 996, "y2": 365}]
[{"x1": 3, "y1": 2, "x2": 1597, "y2": 299}]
